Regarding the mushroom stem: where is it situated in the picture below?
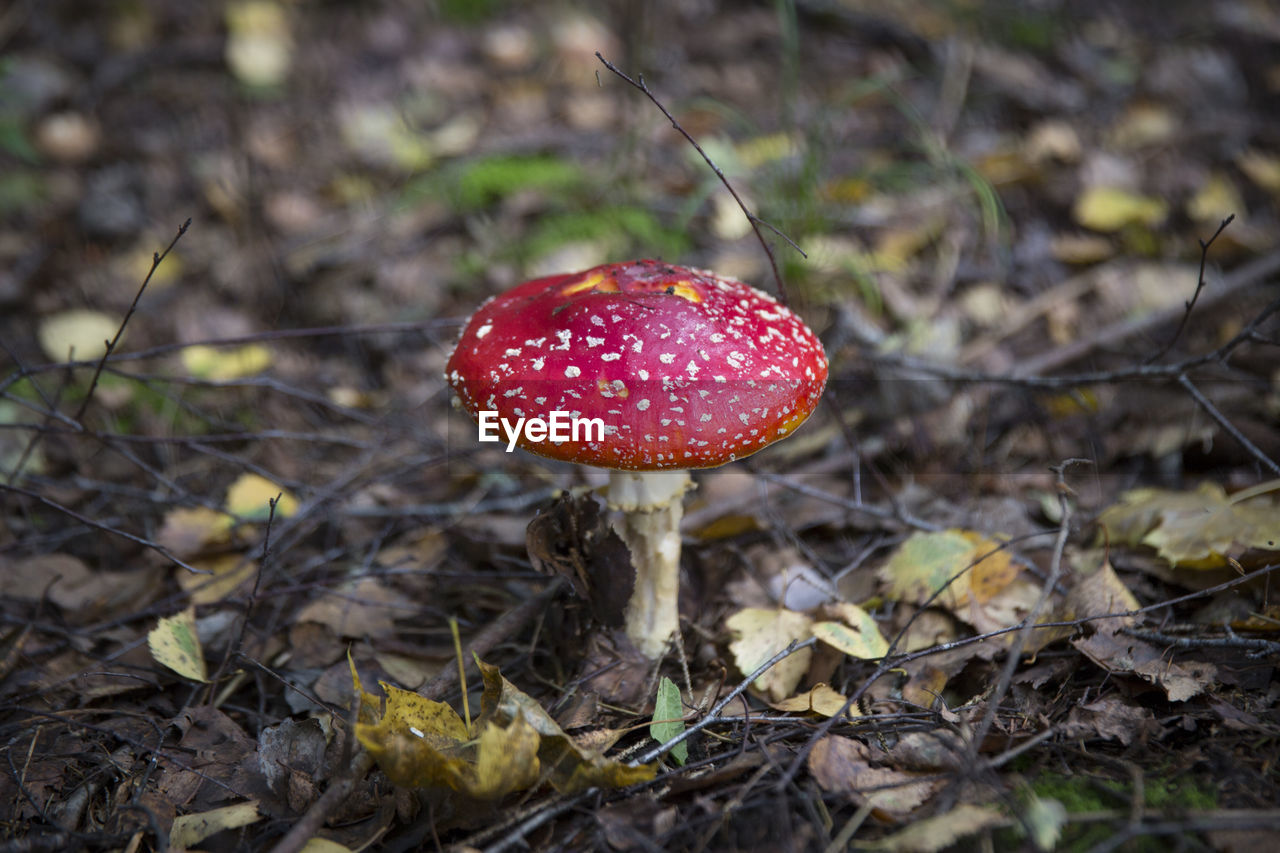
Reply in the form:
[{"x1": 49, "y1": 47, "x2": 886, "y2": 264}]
[{"x1": 607, "y1": 469, "x2": 693, "y2": 659}]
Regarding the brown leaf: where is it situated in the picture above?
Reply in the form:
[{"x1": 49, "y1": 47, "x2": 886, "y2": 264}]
[
  {"x1": 807, "y1": 736, "x2": 941, "y2": 818},
  {"x1": 1061, "y1": 697, "x2": 1159, "y2": 746},
  {"x1": 3, "y1": 553, "x2": 163, "y2": 623},
  {"x1": 1065, "y1": 552, "x2": 1140, "y2": 633},
  {"x1": 295, "y1": 576, "x2": 399, "y2": 639},
  {"x1": 1073, "y1": 631, "x2": 1217, "y2": 702}
]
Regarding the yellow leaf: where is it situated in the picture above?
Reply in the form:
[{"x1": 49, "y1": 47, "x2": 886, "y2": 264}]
[
  {"x1": 148, "y1": 607, "x2": 207, "y2": 682},
  {"x1": 169, "y1": 801, "x2": 260, "y2": 849},
  {"x1": 735, "y1": 132, "x2": 799, "y2": 168},
  {"x1": 300, "y1": 840, "x2": 354, "y2": 853},
  {"x1": 352, "y1": 657, "x2": 654, "y2": 797},
  {"x1": 1098, "y1": 481, "x2": 1280, "y2": 567},
  {"x1": 225, "y1": 472, "x2": 298, "y2": 520},
  {"x1": 1237, "y1": 149, "x2": 1280, "y2": 194},
  {"x1": 225, "y1": 1, "x2": 292, "y2": 89},
  {"x1": 155, "y1": 506, "x2": 235, "y2": 557},
  {"x1": 471, "y1": 714, "x2": 542, "y2": 798},
  {"x1": 725, "y1": 607, "x2": 813, "y2": 703},
  {"x1": 1108, "y1": 103, "x2": 1176, "y2": 149},
  {"x1": 182, "y1": 343, "x2": 273, "y2": 380},
  {"x1": 125, "y1": 245, "x2": 182, "y2": 290},
  {"x1": 1073, "y1": 186, "x2": 1167, "y2": 232},
  {"x1": 771, "y1": 683, "x2": 859, "y2": 718},
  {"x1": 1050, "y1": 233, "x2": 1114, "y2": 264},
  {"x1": 811, "y1": 602, "x2": 888, "y2": 659},
  {"x1": 476, "y1": 658, "x2": 655, "y2": 792},
  {"x1": 37, "y1": 309, "x2": 119, "y2": 361},
  {"x1": 869, "y1": 803, "x2": 1004, "y2": 852},
  {"x1": 178, "y1": 554, "x2": 258, "y2": 605},
  {"x1": 1186, "y1": 173, "x2": 1244, "y2": 224}
]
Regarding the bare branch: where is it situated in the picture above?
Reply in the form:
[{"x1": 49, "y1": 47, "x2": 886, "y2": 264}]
[{"x1": 596, "y1": 52, "x2": 804, "y2": 305}]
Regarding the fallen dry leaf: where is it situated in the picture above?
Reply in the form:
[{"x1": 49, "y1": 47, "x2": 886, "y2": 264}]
[
  {"x1": 726, "y1": 607, "x2": 814, "y2": 703},
  {"x1": 147, "y1": 606, "x2": 207, "y2": 682},
  {"x1": 808, "y1": 736, "x2": 941, "y2": 818},
  {"x1": 1097, "y1": 481, "x2": 1280, "y2": 568},
  {"x1": 770, "y1": 683, "x2": 859, "y2": 719},
  {"x1": 351, "y1": 657, "x2": 654, "y2": 799},
  {"x1": 169, "y1": 800, "x2": 261, "y2": 849},
  {"x1": 867, "y1": 803, "x2": 1004, "y2": 852},
  {"x1": 879, "y1": 529, "x2": 1024, "y2": 621},
  {"x1": 1073, "y1": 186, "x2": 1167, "y2": 232}
]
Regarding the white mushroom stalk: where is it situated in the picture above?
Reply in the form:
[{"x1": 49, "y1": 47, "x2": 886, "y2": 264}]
[{"x1": 607, "y1": 469, "x2": 693, "y2": 658}]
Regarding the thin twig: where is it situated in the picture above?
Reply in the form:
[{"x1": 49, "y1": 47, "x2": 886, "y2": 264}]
[
  {"x1": 634, "y1": 637, "x2": 818, "y2": 765},
  {"x1": 209, "y1": 494, "x2": 281, "y2": 692},
  {"x1": 596, "y1": 52, "x2": 804, "y2": 305},
  {"x1": 968, "y1": 458, "x2": 1086, "y2": 754},
  {"x1": 0, "y1": 481, "x2": 208, "y2": 575},
  {"x1": 1178, "y1": 373, "x2": 1280, "y2": 475},
  {"x1": 71, "y1": 218, "x2": 190, "y2": 425},
  {"x1": 1147, "y1": 214, "x2": 1234, "y2": 364}
]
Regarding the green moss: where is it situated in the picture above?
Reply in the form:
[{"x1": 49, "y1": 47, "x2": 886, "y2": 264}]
[
  {"x1": 0, "y1": 168, "x2": 46, "y2": 215},
  {"x1": 437, "y1": 0, "x2": 505, "y2": 24},
  {"x1": 522, "y1": 206, "x2": 690, "y2": 264},
  {"x1": 397, "y1": 153, "x2": 586, "y2": 214},
  {"x1": 453, "y1": 154, "x2": 584, "y2": 211}
]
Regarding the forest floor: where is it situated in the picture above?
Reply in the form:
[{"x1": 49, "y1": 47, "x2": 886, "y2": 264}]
[{"x1": 2, "y1": 1, "x2": 1280, "y2": 851}]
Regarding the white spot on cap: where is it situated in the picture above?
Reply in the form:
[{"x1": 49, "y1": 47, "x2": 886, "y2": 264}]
[
  {"x1": 532, "y1": 357, "x2": 545, "y2": 370},
  {"x1": 686, "y1": 361, "x2": 700, "y2": 378},
  {"x1": 586, "y1": 336, "x2": 604, "y2": 347},
  {"x1": 638, "y1": 369, "x2": 650, "y2": 381},
  {"x1": 601, "y1": 352, "x2": 621, "y2": 361},
  {"x1": 565, "y1": 366, "x2": 581, "y2": 378},
  {"x1": 476, "y1": 323, "x2": 493, "y2": 339},
  {"x1": 504, "y1": 347, "x2": 521, "y2": 357},
  {"x1": 637, "y1": 399, "x2": 650, "y2": 411},
  {"x1": 659, "y1": 353, "x2": 675, "y2": 365}
]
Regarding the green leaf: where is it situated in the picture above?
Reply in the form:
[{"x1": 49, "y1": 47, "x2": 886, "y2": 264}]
[{"x1": 650, "y1": 676, "x2": 687, "y2": 765}]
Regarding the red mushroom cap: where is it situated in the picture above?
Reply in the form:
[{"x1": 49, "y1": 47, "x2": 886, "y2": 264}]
[{"x1": 446, "y1": 259, "x2": 827, "y2": 470}]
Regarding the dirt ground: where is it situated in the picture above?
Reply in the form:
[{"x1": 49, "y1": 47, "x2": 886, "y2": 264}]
[{"x1": 2, "y1": 1, "x2": 1280, "y2": 851}]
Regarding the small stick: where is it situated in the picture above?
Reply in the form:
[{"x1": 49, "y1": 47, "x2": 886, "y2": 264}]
[
  {"x1": 1146, "y1": 214, "x2": 1234, "y2": 364},
  {"x1": 1178, "y1": 373, "x2": 1280, "y2": 475},
  {"x1": 596, "y1": 53, "x2": 804, "y2": 305},
  {"x1": 72, "y1": 218, "x2": 191, "y2": 424},
  {"x1": 209, "y1": 494, "x2": 282, "y2": 693}
]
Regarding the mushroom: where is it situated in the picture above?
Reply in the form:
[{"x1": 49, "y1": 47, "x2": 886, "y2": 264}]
[{"x1": 446, "y1": 260, "x2": 827, "y2": 658}]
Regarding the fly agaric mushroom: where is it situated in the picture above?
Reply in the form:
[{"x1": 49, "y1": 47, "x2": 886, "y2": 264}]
[{"x1": 446, "y1": 260, "x2": 827, "y2": 658}]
